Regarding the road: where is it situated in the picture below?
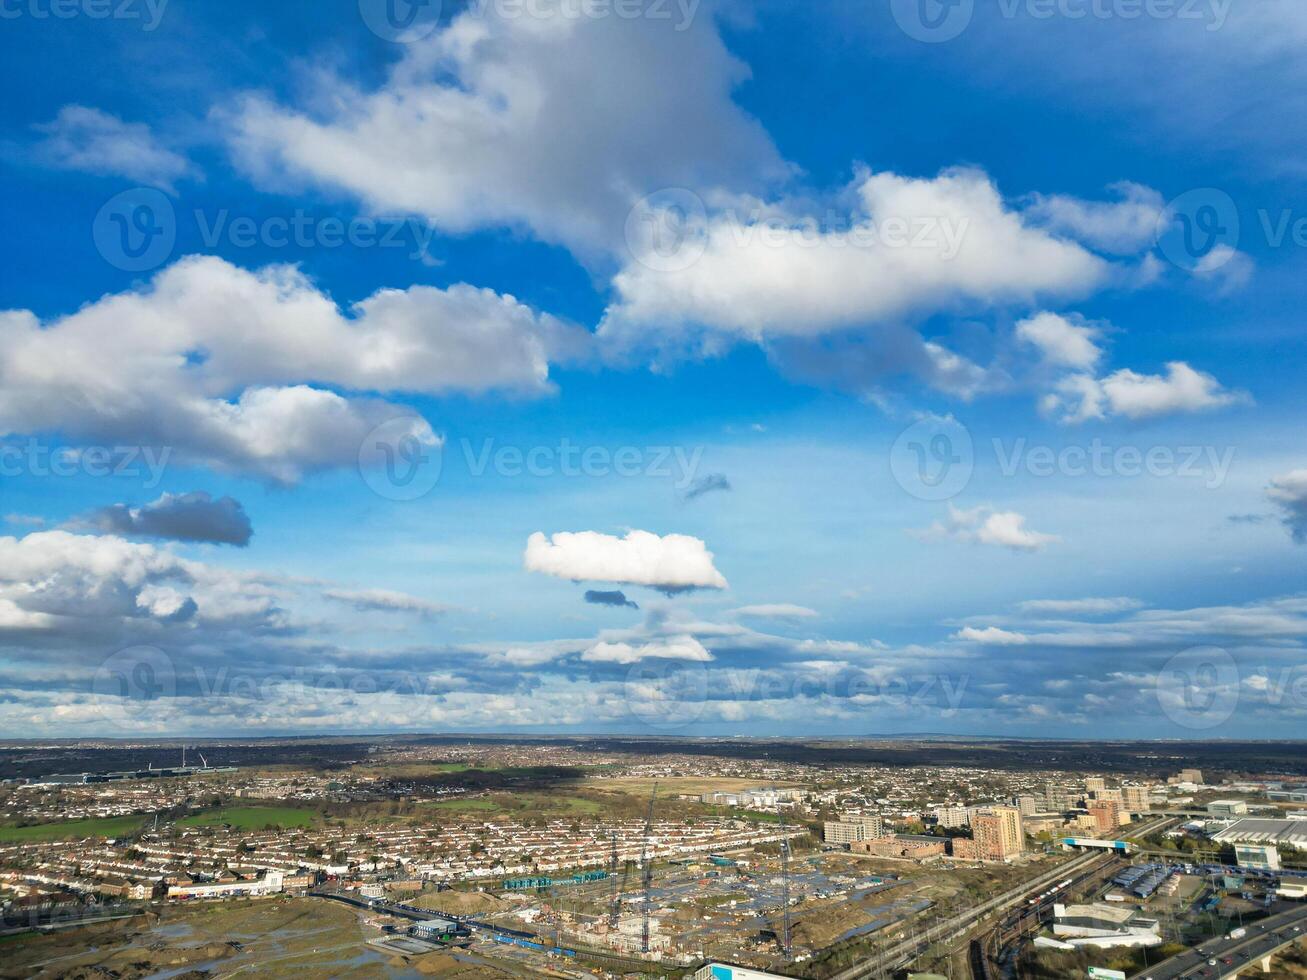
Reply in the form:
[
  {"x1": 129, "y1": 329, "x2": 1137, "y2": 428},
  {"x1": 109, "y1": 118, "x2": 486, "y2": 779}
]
[{"x1": 1136, "y1": 903, "x2": 1307, "y2": 979}]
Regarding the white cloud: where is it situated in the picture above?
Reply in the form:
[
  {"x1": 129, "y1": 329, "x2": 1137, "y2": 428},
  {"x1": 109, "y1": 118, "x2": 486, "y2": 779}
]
[
  {"x1": 0, "y1": 530, "x2": 281, "y2": 635},
  {"x1": 602, "y1": 167, "x2": 1111, "y2": 349},
  {"x1": 1267, "y1": 469, "x2": 1307, "y2": 544},
  {"x1": 1015, "y1": 311, "x2": 1103, "y2": 370},
  {"x1": 730, "y1": 603, "x2": 818, "y2": 620},
  {"x1": 1191, "y1": 245, "x2": 1255, "y2": 294},
  {"x1": 224, "y1": 2, "x2": 783, "y2": 257},
  {"x1": 581, "y1": 635, "x2": 712, "y2": 664},
  {"x1": 1052, "y1": 361, "x2": 1247, "y2": 422},
  {"x1": 953, "y1": 626, "x2": 1030, "y2": 645},
  {"x1": 31, "y1": 106, "x2": 195, "y2": 191},
  {"x1": 524, "y1": 530, "x2": 728, "y2": 591},
  {"x1": 920, "y1": 504, "x2": 1060, "y2": 552},
  {"x1": 0, "y1": 255, "x2": 584, "y2": 482},
  {"x1": 323, "y1": 588, "x2": 449, "y2": 617},
  {"x1": 1017, "y1": 597, "x2": 1143, "y2": 616},
  {"x1": 1022, "y1": 181, "x2": 1165, "y2": 255}
]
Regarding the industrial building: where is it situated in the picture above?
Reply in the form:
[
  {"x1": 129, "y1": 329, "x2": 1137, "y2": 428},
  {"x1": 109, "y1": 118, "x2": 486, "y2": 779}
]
[
  {"x1": 1234, "y1": 844, "x2": 1281, "y2": 871},
  {"x1": 1207, "y1": 799, "x2": 1249, "y2": 817},
  {"x1": 1212, "y1": 818, "x2": 1307, "y2": 848},
  {"x1": 1052, "y1": 903, "x2": 1162, "y2": 948}
]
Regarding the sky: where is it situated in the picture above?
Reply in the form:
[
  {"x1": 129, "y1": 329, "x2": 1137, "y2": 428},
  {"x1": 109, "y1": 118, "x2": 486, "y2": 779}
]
[{"x1": 1, "y1": 0, "x2": 1305, "y2": 740}]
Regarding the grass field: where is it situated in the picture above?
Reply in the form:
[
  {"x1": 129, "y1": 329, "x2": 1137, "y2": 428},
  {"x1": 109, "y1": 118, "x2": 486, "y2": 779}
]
[
  {"x1": 177, "y1": 805, "x2": 316, "y2": 830},
  {"x1": 580, "y1": 775, "x2": 807, "y2": 797},
  {"x1": 427, "y1": 793, "x2": 605, "y2": 817},
  {"x1": 429, "y1": 798, "x2": 500, "y2": 812},
  {"x1": 0, "y1": 814, "x2": 145, "y2": 842}
]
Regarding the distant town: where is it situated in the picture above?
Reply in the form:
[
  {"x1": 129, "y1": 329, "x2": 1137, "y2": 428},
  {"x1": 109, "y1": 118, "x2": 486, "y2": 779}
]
[{"x1": 0, "y1": 737, "x2": 1305, "y2": 978}]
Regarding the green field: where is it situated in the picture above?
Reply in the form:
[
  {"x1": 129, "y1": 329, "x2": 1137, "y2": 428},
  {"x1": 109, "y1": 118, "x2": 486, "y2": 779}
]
[
  {"x1": 429, "y1": 798, "x2": 499, "y2": 812},
  {"x1": 177, "y1": 806, "x2": 316, "y2": 830},
  {"x1": 0, "y1": 814, "x2": 145, "y2": 842}
]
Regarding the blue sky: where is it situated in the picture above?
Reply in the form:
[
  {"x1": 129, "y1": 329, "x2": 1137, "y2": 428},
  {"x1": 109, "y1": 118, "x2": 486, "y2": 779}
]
[{"x1": 1, "y1": 0, "x2": 1305, "y2": 739}]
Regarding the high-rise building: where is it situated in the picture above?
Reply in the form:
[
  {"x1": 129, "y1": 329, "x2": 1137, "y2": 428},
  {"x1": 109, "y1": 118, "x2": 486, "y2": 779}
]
[
  {"x1": 973, "y1": 806, "x2": 1024, "y2": 860},
  {"x1": 1043, "y1": 782, "x2": 1072, "y2": 812},
  {"x1": 1088, "y1": 799, "x2": 1122, "y2": 834},
  {"x1": 823, "y1": 821, "x2": 865, "y2": 845},
  {"x1": 933, "y1": 806, "x2": 971, "y2": 829},
  {"x1": 1016, "y1": 795, "x2": 1038, "y2": 817},
  {"x1": 1122, "y1": 786, "x2": 1151, "y2": 813},
  {"x1": 1085, "y1": 777, "x2": 1107, "y2": 794},
  {"x1": 854, "y1": 813, "x2": 884, "y2": 838},
  {"x1": 1180, "y1": 768, "x2": 1203, "y2": 785}
]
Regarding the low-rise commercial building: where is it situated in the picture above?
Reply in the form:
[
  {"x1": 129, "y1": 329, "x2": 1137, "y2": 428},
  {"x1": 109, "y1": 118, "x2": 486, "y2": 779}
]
[{"x1": 1052, "y1": 903, "x2": 1162, "y2": 948}]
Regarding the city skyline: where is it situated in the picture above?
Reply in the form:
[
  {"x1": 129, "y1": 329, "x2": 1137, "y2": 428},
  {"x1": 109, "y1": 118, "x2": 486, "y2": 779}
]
[{"x1": 2, "y1": 1, "x2": 1307, "y2": 740}]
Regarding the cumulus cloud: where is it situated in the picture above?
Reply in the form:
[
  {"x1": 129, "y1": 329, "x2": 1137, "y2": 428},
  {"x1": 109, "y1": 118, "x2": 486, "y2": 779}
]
[
  {"x1": 602, "y1": 167, "x2": 1111, "y2": 353},
  {"x1": 584, "y1": 589, "x2": 639, "y2": 610},
  {"x1": 1015, "y1": 311, "x2": 1103, "y2": 371},
  {"x1": 524, "y1": 530, "x2": 728, "y2": 592},
  {"x1": 1042, "y1": 360, "x2": 1247, "y2": 423},
  {"x1": 74, "y1": 491, "x2": 253, "y2": 546},
  {"x1": 31, "y1": 105, "x2": 196, "y2": 191},
  {"x1": 682, "y1": 472, "x2": 732, "y2": 502},
  {"x1": 1022, "y1": 181, "x2": 1165, "y2": 255},
  {"x1": 919, "y1": 504, "x2": 1060, "y2": 552},
  {"x1": 582, "y1": 635, "x2": 712, "y2": 664},
  {"x1": 323, "y1": 588, "x2": 449, "y2": 617},
  {"x1": 1267, "y1": 469, "x2": 1307, "y2": 543},
  {"x1": 224, "y1": 1, "x2": 783, "y2": 258},
  {"x1": 0, "y1": 256, "x2": 584, "y2": 482},
  {"x1": 0, "y1": 530, "x2": 283, "y2": 637}
]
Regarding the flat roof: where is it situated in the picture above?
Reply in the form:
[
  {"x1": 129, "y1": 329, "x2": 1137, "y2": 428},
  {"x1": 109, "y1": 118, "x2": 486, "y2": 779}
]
[{"x1": 1212, "y1": 818, "x2": 1307, "y2": 845}]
